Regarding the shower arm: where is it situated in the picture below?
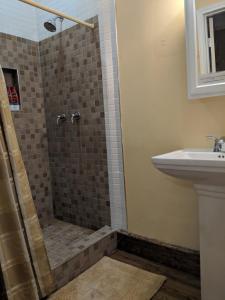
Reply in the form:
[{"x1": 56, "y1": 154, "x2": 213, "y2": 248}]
[{"x1": 17, "y1": 0, "x2": 95, "y2": 29}]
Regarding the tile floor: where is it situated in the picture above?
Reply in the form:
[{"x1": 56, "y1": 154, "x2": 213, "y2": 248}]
[
  {"x1": 43, "y1": 219, "x2": 94, "y2": 269},
  {"x1": 49, "y1": 257, "x2": 166, "y2": 300}
]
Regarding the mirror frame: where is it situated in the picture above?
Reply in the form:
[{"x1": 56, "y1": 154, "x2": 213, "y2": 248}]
[{"x1": 185, "y1": 0, "x2": 225, "y2": 99}]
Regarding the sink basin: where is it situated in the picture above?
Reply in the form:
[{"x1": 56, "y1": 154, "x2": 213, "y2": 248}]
[
  {"x1": 153, "y1": 148, "x2": 225, "y2": 162},
  {"x1": 152, "y1": 149, "x2": 225, "y2": 300},
  {"x1": 152, "y1": 149, "x2": 225, "y2": 185}
]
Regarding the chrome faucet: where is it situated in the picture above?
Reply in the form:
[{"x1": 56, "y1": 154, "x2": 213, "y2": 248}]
[
  {"x1": 207, "y1": 135, "x2": 225, "y2": 152},
  {"x1": 57, "y1": 114, "x2": 66, "y2": 125},
  {"x1": 71, "y1": 112, "x2": 81, "y2": 124}
]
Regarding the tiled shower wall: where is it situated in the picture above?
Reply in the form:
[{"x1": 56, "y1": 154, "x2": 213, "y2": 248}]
[
  {"x1": 35, "y1": 0, "x2": 127, "y2": 230},
  {"x1": 39, "y1": 18, "x2": 111, "y2": 229},
  {"x1": 1, "y1": 0, "x2": 127, "y2": 230},
  {"x1": 0, "y1": 20, "x2": 110, "y2": 229},
  {"x1": 0, "y1": 33, "x2": 53, "y2": 226}
]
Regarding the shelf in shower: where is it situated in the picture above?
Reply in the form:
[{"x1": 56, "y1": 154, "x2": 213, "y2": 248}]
[{"x1": 3, "y1": 67, "x2": 21, "y2": 111}]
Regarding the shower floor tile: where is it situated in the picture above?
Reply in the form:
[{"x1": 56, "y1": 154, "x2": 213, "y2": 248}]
[{"x1": 43, "y1": 219, "x2": 94, "y2": 269}]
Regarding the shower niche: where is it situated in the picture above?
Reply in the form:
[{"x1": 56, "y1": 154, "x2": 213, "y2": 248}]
[{"x1": 3, "y1": 68, "x2": 21, "y2": 111}]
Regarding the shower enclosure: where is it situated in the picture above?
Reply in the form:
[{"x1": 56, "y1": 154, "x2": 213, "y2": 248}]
[
  {"x1": 40, "y1": 15, "x2": 112, "y2": 272},
  {"x1": 0, "y1": 1, "x2": 119, "y2": 291}
]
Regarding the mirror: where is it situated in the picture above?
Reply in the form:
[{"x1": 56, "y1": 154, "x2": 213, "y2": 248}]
[{"x1": 185, "y1": 0, "x2": 225, "y2": 99}]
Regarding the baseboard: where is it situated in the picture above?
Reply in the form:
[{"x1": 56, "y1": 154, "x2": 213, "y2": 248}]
[{"x1": 117, "y1": 231, "x2": 200, "y2": 278}]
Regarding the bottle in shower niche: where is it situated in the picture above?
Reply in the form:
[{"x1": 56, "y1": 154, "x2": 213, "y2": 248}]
[
  {"x1": 9, "y1": 86, "x2": 20, "y2": 111},
  {"x1": 3, "y1": 68, "x2": 21, "y2": 112}
]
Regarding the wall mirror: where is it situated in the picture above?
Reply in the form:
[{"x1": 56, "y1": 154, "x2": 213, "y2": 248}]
[{"x1": 185, "y1": 0, "x2": 225, "y2": 99}]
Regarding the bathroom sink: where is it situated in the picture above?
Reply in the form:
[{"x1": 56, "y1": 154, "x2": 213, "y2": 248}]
[
  {"x1": 152, "y1": 149, "x2": 225, "y2": 185},
  {"x1": 152, "y1": 149, "x2": 225, "y2": 300}
]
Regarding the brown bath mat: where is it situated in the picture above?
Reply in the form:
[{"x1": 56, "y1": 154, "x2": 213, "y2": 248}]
[{"x1": 49, "y1": 256, "x2": 166, "y2": 299}]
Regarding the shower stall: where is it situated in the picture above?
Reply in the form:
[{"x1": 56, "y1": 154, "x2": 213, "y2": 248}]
[
  {"x1": 0, "y1": 0, "x2": 124, "y2": 291},
  {"x1": 39, "y1": 15, "x2": 112, "y2": 274}
]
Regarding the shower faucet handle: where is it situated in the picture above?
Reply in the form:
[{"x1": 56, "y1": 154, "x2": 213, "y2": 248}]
[
  {"x1": 71, "y1": 112, "x2": 81, "y2": 124},
  {"x1": 57, "y1": 114, "x2": 66, "y2": 125}
]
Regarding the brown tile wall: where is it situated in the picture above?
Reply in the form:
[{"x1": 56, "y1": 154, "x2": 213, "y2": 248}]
[
  {"x1": 39, "y1": 17, "x2": 111, "y2": 229},
  {"x1": 0, "y1": 33, "x2": 53, "y2": 226}
]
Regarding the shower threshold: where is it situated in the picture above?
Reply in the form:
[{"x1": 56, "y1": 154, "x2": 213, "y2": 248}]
[{"x1": 43, "y1": 219, "x2": 117, "y2": 289}]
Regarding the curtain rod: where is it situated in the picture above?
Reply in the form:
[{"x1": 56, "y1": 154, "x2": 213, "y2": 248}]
[{"x1": 17, "y1": 0, "x2": 95, "y2": 29}]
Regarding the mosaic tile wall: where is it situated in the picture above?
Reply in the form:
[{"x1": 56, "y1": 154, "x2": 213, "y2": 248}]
[
  {"x1": 0, "y1": 33, "x2": 53, "y2": 226},
  {"x1": 39, "y1": 17, "x2": 111, "y2": 229}
]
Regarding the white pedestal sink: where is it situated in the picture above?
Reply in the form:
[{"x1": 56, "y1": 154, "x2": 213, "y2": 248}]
[{"x1": 152, "y1": 149, "x2": 225, "y2": 300}]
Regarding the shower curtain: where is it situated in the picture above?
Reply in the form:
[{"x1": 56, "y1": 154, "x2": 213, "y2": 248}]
[{"x1": 0, "y1": 67, "x2": 55, "y2": 299}]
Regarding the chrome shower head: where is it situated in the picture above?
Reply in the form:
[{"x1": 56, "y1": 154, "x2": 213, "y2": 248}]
[{"x1": 44, "y1": 17, "x2": 64, "y2": 32}]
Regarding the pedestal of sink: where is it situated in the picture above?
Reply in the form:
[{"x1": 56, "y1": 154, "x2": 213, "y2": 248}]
[
  {"x1": 195, "y1": 184, "x2": 225, "y2": 300},
  {"x1": 152, "y1": 150, "x2": 225, "y2": 300}
]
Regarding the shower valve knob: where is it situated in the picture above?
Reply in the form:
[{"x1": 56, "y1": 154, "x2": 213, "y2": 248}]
[
  {"x1": 57, "y1": 114, "x2": 66, "y2": 125},
  {"x1": 71, "y1": 112, "x2": 81, "y2": 123}
]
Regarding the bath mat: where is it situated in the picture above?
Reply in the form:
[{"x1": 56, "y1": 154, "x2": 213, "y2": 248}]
[{"x1": 49, "y1": 256, "x2": 166, "y2": 300}]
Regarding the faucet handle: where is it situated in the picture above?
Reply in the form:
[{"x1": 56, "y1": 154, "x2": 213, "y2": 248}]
[
  {"x1": 219, "y1": 136, "x2": 225, "y2": 142},
  {"x1": 71, "y1": 112, "x2": 81, "y2": 124},
  {"x1": 207, "y1": 135, "x2": 219, "y2": 152},
  {"x1": 206, "y1": 135, "x2": 225, "y2": 143},
  {"x1": 206, "y1": 135, "x2": 218, "y2": 141},
  {"x1": 207, "y1": 135, "x2": 225, "y2": 152},
  {"x1": 57, "y1": 114, "x2": 66, "y2": 125}
]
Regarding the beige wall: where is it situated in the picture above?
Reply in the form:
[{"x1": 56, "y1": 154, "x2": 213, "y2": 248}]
[{"x1": 115, "y1": 0, "x2": 225, "y2": 250}]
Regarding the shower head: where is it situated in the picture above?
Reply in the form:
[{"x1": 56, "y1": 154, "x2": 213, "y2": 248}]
[
  {"x1": 44, "y1": 19, "x2": 56, "y2": 32},
  {"x1": 44, "y1": 17, "x2": 64, "y2": 32}
]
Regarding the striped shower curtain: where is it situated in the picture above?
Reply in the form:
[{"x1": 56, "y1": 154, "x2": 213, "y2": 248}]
[{"x1": 0, "y1": 67, "x2": 55, "y2": 299}]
